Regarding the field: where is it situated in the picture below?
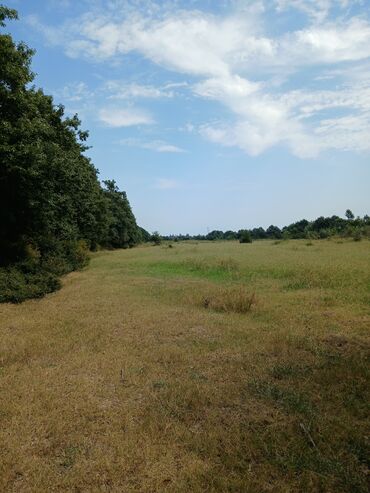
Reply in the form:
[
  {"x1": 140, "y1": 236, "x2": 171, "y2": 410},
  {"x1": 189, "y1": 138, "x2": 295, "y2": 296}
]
[{"x1": 0, "y1": 239, "x2": 369, "y2": 492}]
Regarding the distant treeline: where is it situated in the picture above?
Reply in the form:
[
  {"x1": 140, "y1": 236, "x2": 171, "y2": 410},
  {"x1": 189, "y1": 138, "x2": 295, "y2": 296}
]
[
  {"x1": 161, "y1": 211, "x2": 370, "y2": 243},
  {"x1": 0, "y1": 7, "x2": 144, "y2": 302}
]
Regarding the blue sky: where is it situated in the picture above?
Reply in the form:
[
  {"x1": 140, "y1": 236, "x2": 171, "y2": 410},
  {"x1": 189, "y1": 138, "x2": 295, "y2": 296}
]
[{"x1": 4, "y1": 0, "x2": 370, "y2": 234}]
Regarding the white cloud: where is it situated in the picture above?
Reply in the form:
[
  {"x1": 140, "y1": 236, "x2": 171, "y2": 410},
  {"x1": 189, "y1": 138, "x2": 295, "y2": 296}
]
[
  {"x1": 120, "y1": 138, "x2": 185, "y2": 152},
  {"x1": 283, "y1": 18, "x2": 370, "y2": 65},
  {"x1": 200, "y1": 118, "x2": 319, "y2": 159},
  {"x1": 105, "y1": 81, "x2": 175, "y2": 99},
  {"x1": 194, "y1": 75, "x2": 259, "y2": 100},
  {"x1": 29, "y1": 1, "x2": 370, "y2": 157},
  {"x1": 154, "y1": 178, "x2": 180, "y2": 189},
  {"x1": 57, "y1": 10, "x2": 272, "y2": 75},
  {"x1": 99, "y1": 108, "x2": 154, "y2": 127}
]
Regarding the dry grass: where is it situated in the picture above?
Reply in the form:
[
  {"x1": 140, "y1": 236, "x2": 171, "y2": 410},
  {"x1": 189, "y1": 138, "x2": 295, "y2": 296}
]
[
  {"x1": 0, "y1": 239, "x2": 369, "y2": 492},
  {"x1": 201, "y1": 285, "x2": 256, "y2": 313}
]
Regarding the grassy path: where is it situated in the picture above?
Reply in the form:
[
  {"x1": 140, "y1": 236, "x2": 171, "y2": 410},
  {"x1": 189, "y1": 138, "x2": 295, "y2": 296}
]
[{"x1": 1, "y1": 240, "x2": 369, "y2": 492}]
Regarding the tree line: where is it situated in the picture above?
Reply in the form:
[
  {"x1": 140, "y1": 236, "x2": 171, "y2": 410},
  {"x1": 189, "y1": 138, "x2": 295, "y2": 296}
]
[
  {"x1": 0, "y1": 6, "x2": 147, "y2": 302},
  {"x1": 161, "y1": 210, "x2": 369, "y2": 243}
]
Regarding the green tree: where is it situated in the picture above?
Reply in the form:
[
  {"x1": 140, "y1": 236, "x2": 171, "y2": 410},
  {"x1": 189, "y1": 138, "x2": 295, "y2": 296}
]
[
  {"x1": 151, "y1": 231, "x2": 162, "y2": 245},
  {"x1": 138, "y1": 226, "x2": 151, "y2": 242},
  {"x1": 266, "y1": 225, "x2": 282, "y2": 239},
  {"x1": 102, "y1": 180, "x2": 140, "y2": 248}
]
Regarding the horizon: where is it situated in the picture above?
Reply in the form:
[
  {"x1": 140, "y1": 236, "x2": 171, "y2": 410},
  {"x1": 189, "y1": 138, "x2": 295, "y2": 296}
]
[{"x1": 4, "y1": 0, "x2": 370, "y2": 234}]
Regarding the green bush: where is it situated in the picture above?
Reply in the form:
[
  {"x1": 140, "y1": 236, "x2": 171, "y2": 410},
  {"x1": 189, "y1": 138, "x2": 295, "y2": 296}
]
[
  {"x1": 239, "y1": 230, "x2": 252, "y2": 243},
  {"x1": 0, "y1": 240, "x2": 89, "y2": 303},
  {"x1": 353, "y1": 229, "x2": 362, "y2": 242},
  {"x1": 0, "y1": 261, "x2": 61, "y2": 303}
]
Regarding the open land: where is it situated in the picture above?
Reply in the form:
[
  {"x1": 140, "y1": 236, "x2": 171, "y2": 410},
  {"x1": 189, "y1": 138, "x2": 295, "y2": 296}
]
[{"x1": 0, "y1": 239, "x2": 369, "y2": 492}]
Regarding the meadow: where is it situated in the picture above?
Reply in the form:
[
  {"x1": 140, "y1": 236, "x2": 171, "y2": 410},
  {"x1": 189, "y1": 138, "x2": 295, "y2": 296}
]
[{"x1": 0, "y1": 239, "x2": 369, "y2": 492}]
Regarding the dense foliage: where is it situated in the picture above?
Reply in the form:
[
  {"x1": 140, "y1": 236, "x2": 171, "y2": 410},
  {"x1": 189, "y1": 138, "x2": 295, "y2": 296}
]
[
  {"x1": 0, "y1": 7, "x2": 142, "y2": 302},
  {"x1": 162, "y1": 211, "x2": 370, "y2": 243}
]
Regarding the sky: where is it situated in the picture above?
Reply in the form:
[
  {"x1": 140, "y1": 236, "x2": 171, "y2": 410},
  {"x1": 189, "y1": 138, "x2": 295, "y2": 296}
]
[{"x1": 4, "y1": 0, "x2": 370, "y2": 234}]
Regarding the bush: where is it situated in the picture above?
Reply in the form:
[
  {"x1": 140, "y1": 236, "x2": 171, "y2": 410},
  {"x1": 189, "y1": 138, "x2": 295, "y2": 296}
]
[
  {"x1": 0, "y1": 261, "x2": 61, "y2": 303},
  {"x1": 0, "y1": 240, "x2": 90, "y2": 303},
  {"x1": 353, "y1": 229, "x2": 362, "y2": 242},
  {"x1": 239, "y1": 231, "x2": 252, "y2": 244}
]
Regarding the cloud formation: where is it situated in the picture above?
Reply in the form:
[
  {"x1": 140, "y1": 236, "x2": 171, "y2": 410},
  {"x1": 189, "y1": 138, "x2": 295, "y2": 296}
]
[{"x1": 29, "y1": 0, "x2": 370, "y2": 157}]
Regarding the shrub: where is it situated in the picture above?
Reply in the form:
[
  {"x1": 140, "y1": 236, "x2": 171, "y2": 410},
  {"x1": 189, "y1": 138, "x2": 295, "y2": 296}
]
[
  {"x1": 353, "y1": 229, "x2": 362, "y2": 242},
  {"x1": 0, "y1": 261, "x2": 61, "y2": 303},
  {"x1": 0, "y1": 240, "x2": 90, "y2": 303},
  {"x1": 239, "y1": 231, "x2": 252, "y2": 244}
]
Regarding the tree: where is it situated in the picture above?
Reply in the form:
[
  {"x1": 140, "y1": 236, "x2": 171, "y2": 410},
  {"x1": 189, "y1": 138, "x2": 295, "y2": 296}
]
[
  {"x1": 251, "y1": 227, "x2": 266, "y2": 240},
  {"x1": 206, "y1": 230, "x2": 224, "y2": 241},
  {"x1": 102, "y1": 180, "x2": 140, "y2": 248},
  {"x1": 138, "y1": 227, "x2": 151, "y2": 242},
  {"x1": 345, "y1": 209, "x2": 354, "y2": 221},
  {"x1": 283, "y1": 219, "x2": 309, "y2": 239},
  {"x1": 0, "y1": 5, "x2": 18, "y2": 26},
  {"x1": 266, "y1": 225, "x2": 282, "y2": 239},
  {"x1": 223, "y1": 230, "x2": 238, "y2": 240},
  {"x1": 151, "y1": 231, "x2": 162, "y2": 245}
]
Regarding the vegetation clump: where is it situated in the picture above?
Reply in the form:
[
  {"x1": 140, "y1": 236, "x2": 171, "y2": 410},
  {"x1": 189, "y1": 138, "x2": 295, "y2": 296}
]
[
  {"x1": 239, "y1": 230, "x2": 253, "y2": 243},
  {"x1": 202, "y1": 286, "x2": 256, "y2": 313}
]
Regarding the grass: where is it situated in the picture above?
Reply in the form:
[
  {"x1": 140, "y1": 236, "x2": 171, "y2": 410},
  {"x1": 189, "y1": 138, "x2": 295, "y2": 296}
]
[
  {"x1": 201, "y1": 286, "x2": 256, "y2": 313},
  {"x1": 0, "y1": 239, "x2": 369, "y2": 491}
]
